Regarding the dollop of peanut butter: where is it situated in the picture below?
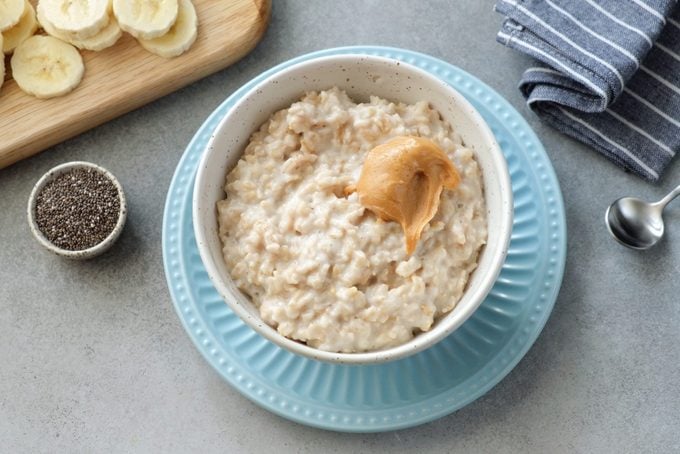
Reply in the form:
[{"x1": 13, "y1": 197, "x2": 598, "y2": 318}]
[{"x1": 349, "y1": 136, "x2": 460, "y2": 255}]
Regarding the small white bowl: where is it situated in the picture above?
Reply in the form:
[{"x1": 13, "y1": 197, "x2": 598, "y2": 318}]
[
  {"x1": 27, "y1": 161, "x2": 128, "y2": 260},
  {"x1": 193, "y1": 54, "x2": 513, "y2": 364}
]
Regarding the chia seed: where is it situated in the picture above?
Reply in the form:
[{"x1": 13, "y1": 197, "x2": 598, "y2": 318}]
[{"x1": 34, "y1": 167, "x2": 121, "y2": 251}]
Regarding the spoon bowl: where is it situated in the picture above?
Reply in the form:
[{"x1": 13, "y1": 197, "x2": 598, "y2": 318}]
[
  {"x1": 606, "y1": 197, "x2": 664, "y2": 249},
  {"x1": 605, "y1": 184, "x2": 680, "y2": 250}
]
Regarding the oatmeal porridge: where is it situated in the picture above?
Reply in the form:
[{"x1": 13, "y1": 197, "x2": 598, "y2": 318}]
[{"x1": 217, "y1": 87, "x2": 487, "y2": 353}]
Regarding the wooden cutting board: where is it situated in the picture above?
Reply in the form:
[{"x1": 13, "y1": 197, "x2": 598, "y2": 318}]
[{"x1": 0, "y1": 0, "x2": 270, "y2": 169}]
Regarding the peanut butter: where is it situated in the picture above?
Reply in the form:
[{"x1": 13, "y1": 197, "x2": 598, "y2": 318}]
[{"x1": 350, "y1": 136, "x2": 460, "y2": 254}]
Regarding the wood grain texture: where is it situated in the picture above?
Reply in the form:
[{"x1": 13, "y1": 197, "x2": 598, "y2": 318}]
[{"x1": 0, "y1": 0, "x2": 271, "y2": 169}]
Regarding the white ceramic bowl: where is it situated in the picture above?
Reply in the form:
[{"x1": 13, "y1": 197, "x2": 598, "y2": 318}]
[
  {"x1": 193, "y1": 54, "x2": 513, "y2": 364},
  {"x1": 27, "y1": 161, "x2": 127, "y2": 259}
]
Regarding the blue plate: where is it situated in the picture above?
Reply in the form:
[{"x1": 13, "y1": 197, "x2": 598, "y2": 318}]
[{"x1": 162, "y1": 46, "x2": 567, "y2": 432}]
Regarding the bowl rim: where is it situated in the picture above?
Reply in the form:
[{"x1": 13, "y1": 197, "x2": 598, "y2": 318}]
[
  {"x1": 193, "y1": 54, "x2": 513, "y2": 364},
  {"x1": 27, "y1": 161, "x2": 128, "y2": 259}
]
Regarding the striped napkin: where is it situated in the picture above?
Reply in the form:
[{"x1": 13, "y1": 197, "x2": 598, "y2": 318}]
[{"x1": 495, "y1": 0, "x2": 680, "y2": 182}]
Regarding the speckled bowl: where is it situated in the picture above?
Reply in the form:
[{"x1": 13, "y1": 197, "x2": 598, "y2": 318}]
[
  {"x1": 27, "y1": 161, "x2": 128, "y2": 260},
  {"x1": 193, "y1": 54, "x2": 513, "y2": 364}
]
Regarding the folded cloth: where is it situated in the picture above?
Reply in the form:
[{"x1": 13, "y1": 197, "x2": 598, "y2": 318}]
[{"x1": 495, "y1": 0, "x2": 680, "y2": 182}]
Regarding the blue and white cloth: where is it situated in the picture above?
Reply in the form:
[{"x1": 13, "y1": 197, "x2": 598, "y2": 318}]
[{"x1": 495, "y1": 0, "x2": 680, "y2": 182}]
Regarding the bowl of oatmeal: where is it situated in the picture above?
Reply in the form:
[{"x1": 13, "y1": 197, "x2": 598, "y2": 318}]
[{"x1": 193, "y1": 54, "x2": 512, "y2": 364}]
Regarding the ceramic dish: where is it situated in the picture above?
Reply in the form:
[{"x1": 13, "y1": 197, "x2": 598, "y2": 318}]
[
  {"x1": 162, "y1": 46, "x2": 567, "y2": 432},
  {"x1": 27, "y1": 161, "x2": 127, "y2": 259},
  {"x1": 192, "y1": 54, "x2": 513, "y2": 364}
]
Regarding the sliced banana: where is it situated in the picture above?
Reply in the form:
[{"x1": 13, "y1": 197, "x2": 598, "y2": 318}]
[
  {"x1": 3, "y1": 1, "x2": 38, "y2": 54},
  {"x1": 11, "y1": 35, "x2": 84, "y2": 98},
  {"x1": 39, "y1": 9, "x2": 122, "y2": 51},
  {"x1": 36, "y1": 7, "x2": 72, "y2": 41},
  {"x1": 113, "y1": 0, "x2": 178, "y2": 39},
  {"x1": 37, "y1": 0, "x2": 111, "y2": 39},
  {"x1": 138, "y1": 0, "x2": 195, "y2": 58},
  {"x1": 71, "y1": 16, "x2": 121, "y2": 51},
  {"x1": 0, "y1": 0, "x2": 26, "y2": 32}
]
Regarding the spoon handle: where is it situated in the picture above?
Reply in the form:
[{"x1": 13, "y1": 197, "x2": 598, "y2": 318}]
[{"x1": 655, "y1": 184, "x2": 680, "y2": 210}]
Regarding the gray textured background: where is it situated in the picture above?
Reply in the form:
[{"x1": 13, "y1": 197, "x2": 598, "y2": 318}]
[{"x1": 2, "y1": 1, "x2": 679, "y2": 452}]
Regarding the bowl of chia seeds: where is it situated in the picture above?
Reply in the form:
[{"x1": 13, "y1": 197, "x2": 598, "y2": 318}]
[{"x1": 27, "y1": 161, "x2": 127, "y2": 259}]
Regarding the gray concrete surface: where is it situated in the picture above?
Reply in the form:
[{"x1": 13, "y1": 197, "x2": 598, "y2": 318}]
[{"x1": 2, "y1": 1, "x2": 680, "y2": 452}]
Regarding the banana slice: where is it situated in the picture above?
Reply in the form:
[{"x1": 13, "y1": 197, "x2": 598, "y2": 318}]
[
  {"x1": 39, "y1": 9, "x2": 122, "y2": 51},
  {"x1": 71, "y1": 16, "x2": 121, "y2": 51},
  {"x1": 0, "y1": 0, "x2": 26, "y2": 32},
  {"x1": 113, "y1": 0, "x2": 178, "y2": 39},
  {"x1": 11, "y1": 35, "x2": 84, "y2": 98},
  {"x1": 3, "y1": 1, "x2": 38, "y2": 54},
  {"x1": 37, "y1": 0, "x2": 110, "y2": 39},
  {"x1": 138, "y1": 0, "x2": 195, "y2": 58},
  {"x1": 36, "y1": 7, "x2": 71, "y2": 40}
]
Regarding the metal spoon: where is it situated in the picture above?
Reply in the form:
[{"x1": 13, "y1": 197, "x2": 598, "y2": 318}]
[{"x1": 606, "y1": 184, "x2": 680, "y2": 250}]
